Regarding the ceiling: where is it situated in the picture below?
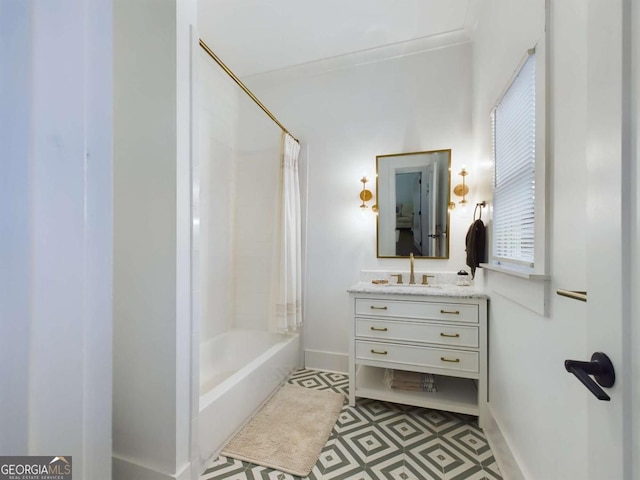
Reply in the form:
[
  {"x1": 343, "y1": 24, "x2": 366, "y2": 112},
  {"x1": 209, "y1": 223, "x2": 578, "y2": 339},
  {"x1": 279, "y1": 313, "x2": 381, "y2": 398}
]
[{"x1": 198, "y1": 0, "x2": 477, "y2": 78}]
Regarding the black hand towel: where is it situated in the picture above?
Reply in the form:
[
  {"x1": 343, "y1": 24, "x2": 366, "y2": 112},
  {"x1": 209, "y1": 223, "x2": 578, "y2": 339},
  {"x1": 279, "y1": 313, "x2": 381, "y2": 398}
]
[{"x1": 465, "y1": 219, "x2": 486, "y2": 279}]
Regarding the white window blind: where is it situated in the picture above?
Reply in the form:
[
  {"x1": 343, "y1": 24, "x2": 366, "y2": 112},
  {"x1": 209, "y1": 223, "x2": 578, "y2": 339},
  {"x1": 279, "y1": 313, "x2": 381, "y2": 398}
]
[{"x1": 492, "y1": 53, "x2": 536, "y2": 267}]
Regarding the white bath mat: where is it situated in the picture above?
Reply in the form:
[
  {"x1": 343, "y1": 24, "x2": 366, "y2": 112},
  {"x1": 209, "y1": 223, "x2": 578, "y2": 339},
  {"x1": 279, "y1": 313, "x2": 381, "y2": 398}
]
[{"x1": 221, "y1": 384, "x2": 344, "y2": 476}]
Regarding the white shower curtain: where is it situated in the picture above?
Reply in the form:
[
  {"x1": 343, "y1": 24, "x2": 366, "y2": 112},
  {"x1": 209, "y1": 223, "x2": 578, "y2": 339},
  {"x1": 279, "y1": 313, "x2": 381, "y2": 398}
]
[{"x1": 272, "y1": 133, "x2": 302, "y2": 333}]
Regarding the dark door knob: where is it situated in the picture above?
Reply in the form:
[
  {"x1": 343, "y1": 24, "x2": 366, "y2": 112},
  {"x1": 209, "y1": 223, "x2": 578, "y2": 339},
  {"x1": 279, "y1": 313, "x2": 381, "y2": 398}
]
[{"x1": 564, "y1": 352, "x2": 615, "y2": 401}]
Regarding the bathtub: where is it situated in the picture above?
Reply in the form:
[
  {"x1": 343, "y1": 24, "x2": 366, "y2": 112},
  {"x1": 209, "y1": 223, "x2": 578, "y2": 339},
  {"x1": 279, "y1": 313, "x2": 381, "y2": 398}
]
[{"x1": 198, "y1": 329, "x2": 300, "y2": 472}]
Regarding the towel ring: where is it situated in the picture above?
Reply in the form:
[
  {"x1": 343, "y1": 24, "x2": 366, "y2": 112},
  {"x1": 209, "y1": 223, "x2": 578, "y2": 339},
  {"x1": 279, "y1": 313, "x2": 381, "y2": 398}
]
[{"x1": 474, "y1": 201, "x2": 487, "y2": 221}]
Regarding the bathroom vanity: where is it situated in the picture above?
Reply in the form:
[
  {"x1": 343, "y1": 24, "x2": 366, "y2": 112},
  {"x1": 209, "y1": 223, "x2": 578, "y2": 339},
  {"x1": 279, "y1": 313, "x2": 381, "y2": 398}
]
[{"x1": 347, "y1": 281, "x2": 488, "y2": 428}]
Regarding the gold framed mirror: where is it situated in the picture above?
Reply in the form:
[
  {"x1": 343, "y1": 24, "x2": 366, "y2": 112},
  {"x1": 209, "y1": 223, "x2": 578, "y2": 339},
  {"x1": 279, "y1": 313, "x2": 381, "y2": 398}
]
[{"x1": 376, "y1": 149, "x2": 451, "y2": 258}]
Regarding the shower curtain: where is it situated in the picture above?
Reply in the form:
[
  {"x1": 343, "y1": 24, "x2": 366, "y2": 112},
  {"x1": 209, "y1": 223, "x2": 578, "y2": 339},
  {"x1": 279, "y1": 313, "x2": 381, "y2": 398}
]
[{"x1": 272, "y1": 133, "x2": 302, "y2": 333}]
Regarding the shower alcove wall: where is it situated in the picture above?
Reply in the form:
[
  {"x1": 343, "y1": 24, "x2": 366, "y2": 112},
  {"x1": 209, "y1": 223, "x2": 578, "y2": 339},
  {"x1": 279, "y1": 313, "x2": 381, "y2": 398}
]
[{"x1": 194, "y1": 44, "x2": 302, "y2": 471}]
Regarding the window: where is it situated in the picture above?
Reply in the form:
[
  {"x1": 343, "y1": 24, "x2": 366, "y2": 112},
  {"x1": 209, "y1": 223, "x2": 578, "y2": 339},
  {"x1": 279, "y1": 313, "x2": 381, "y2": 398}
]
[{"x1": 491, "y1": 51, "x2": 542, "y2": 271}]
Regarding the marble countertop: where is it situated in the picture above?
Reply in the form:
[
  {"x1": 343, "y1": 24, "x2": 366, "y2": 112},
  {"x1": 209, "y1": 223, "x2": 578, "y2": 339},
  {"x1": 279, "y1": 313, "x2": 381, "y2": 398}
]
[{"x1": 347, "y1": 281, "x2": 488, "y2": 299}]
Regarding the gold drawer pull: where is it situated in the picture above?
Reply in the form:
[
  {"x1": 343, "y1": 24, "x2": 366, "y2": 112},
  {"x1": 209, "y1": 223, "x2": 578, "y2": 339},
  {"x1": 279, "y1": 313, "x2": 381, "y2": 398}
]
[
  {"x1": 370, "y1": 326, "x2": 388, "y2": 332},
  {"x1": 440, "y1": 357, "x2": 461, "y2": 363},
  {"x1": 440, "y1": 309, "x2": 460, "y2": 315},
  {"x1": 371, "y1": 349, "x2": 388, "y2": 355},
  {"x1": 440, "y1": 332, "x2": 460, "y2": 338},
  {"x1": 370, "y1": 306, "x2": 388, "y2": 310}
]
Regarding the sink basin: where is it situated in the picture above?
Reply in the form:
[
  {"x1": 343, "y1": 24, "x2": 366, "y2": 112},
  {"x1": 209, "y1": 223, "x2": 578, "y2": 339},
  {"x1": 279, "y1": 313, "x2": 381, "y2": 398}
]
[{"x1": 384, "y1": 283, "x2": 442, "y2": 289}]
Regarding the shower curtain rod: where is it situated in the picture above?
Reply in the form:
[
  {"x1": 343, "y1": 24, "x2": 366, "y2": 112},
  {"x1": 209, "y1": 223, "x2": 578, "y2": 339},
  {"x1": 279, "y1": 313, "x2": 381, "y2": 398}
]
[{"x1": 199, "y1": 39, "x2": 299, "y2": 144}]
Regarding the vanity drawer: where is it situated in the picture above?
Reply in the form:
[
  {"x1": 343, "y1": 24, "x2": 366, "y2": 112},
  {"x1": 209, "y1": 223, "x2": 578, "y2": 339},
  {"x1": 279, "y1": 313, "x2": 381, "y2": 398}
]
[
  {"x1": 355, "y1": 299, "x2": 478, "y2": 323},
  {"x1": 355, "y1": 340, "x2": 479, "y2": 373},
  {"x1": 355, "y1": 318, "x2": 479, "y2": 348}
]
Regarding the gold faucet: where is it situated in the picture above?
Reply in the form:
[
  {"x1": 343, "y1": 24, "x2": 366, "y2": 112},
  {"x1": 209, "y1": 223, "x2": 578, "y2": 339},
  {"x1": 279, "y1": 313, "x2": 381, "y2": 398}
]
[
  {"x1": 422, "y1": 274, "x2": 435, "y2": 285},
  {"x1": 409, "y1": 253, "x2": 415, "y2": 285}
]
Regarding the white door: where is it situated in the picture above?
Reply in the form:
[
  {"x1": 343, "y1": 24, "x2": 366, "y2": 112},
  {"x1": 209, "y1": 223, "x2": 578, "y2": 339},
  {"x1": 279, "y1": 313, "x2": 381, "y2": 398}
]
[
  {"x1": 418, "y1": 163, "x2": 438, "y2": 257},
  {"x1": 411, "y1": 173, "x2": 422, "y2": 254},
  {"x1": 428, "y1": 161, "x2": 439, "y2": 257},
  {"x1": 585, "y1": 0, "x2": 636, "y2": 478}
]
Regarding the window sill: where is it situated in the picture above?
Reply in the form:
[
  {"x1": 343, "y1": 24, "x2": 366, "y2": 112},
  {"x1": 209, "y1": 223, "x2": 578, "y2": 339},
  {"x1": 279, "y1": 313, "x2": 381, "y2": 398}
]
[
  {"x1": 480, "y1": 263, "x2": 550, "y2": 316},
  {"x1": 480, "y1": 263, "x2": 550, "y2": 281}
]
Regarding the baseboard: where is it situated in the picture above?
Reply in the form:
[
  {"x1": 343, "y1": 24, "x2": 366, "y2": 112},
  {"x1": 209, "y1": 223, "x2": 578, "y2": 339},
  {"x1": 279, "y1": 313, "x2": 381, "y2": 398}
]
[
  {"x1": 113, "y1": 454, "x2": 192, "y2": 480},
  {"x1": 483, "y1": 404, "x2": 526, "y2": 480},
  {"x1": 304, "y1": 349, "x2": 348, "y2": 373}
]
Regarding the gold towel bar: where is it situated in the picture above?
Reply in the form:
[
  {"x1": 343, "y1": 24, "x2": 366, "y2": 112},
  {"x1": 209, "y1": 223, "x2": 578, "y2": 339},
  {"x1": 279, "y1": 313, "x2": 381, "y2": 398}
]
[{"x1": 556, "y1": 289, "x2": 587, "y2": 302}]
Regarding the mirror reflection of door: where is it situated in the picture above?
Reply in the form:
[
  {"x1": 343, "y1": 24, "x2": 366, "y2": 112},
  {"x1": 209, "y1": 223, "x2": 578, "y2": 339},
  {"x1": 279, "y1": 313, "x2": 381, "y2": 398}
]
[
  {"x1": 394, "y1": 168, "x2": 428, "y2": 256},
  {"x1": 411, "y1": 173, "x2": 422, "y2": 255},
  {"x1": 427, "y1": 161, "x2": 439, "y2": 257}
]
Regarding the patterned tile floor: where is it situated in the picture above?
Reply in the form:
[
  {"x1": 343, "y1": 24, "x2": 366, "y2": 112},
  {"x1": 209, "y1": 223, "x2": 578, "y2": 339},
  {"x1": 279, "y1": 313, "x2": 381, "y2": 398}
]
[{"x1": 202, "y1": 369, "x2": 502, "y2": 480}]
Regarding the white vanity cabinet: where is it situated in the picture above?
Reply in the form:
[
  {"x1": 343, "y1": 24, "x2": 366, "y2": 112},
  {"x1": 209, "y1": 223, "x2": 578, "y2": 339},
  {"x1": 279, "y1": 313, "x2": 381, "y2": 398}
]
[{"x1": 347, "y1": 286, "x2": 488, "y2": 428}]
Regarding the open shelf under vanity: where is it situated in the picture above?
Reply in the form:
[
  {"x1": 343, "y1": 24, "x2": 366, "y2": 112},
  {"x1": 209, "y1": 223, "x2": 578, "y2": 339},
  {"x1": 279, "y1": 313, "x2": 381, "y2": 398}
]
[{"x1": 354, "y1": 365, "x2": 479, "y2": 416}]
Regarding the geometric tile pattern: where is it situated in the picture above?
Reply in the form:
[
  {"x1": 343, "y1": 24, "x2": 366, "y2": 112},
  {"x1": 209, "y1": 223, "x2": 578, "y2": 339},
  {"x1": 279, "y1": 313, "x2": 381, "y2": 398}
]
[{"x1": 201, "y1": 369, "x2": 502, "y2": 480}]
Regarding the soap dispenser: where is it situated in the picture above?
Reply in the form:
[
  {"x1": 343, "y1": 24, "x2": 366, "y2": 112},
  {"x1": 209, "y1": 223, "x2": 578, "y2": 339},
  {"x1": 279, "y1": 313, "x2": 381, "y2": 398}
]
[{"x1": 456, "y1": 270, "x2": 471, "y2": 286}]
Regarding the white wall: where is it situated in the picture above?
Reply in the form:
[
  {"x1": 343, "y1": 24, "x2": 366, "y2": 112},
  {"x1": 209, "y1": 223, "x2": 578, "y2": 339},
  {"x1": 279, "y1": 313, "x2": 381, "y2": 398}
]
[
  {"x1": 631, "y1": 2, "x2": 640, "y2": 477},
  {"x1": 231, "y1": 86, "x2": 282, "y2": 332},
  {"x1": 471, "y1": 0, "x2": 589, "y2": 478},
  {"x1": 634, "y1": 3, "x2": 640, "y2": 477},
  {"x1": 0, "y1": 0, "x2": 113, "y2": 477},
  {"x1": 198, "y1": 49, "x2": 240, "y2": 343},
  {"x1": 198, "y1": 48, "x2": 283, "y2": 339},
  {"x1": 395, "y1": 174, "x2": 414, "y2": 208},
  {"x1": 0, "y1": 0, "x2": 31, "y2": 455},
  {"x1": 113, "y1": 1, "x2": 196, "y2": 479},
  {"x1": 246, "y1": 44, "x2": 474, "y2": 371}
]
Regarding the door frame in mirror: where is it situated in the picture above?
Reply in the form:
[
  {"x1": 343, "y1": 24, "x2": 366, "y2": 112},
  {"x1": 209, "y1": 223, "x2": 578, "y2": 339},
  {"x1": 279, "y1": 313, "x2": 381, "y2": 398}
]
[{"x1": 376, "y1": 149, "x2": 451, "y2": 259}]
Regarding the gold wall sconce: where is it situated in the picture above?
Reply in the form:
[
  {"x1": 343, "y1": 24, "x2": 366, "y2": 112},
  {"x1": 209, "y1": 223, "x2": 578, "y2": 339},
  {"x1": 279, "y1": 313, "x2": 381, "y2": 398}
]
[
  {"x1": 359, "y1": 176, "x2": 378, "y2": 212},
  {"x1": 449, "y1": 168, "x2": 469, "y2": 209}
]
